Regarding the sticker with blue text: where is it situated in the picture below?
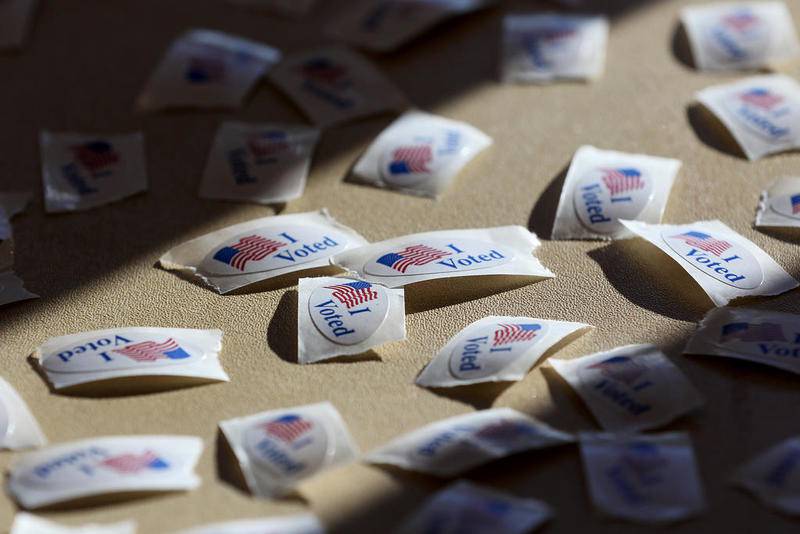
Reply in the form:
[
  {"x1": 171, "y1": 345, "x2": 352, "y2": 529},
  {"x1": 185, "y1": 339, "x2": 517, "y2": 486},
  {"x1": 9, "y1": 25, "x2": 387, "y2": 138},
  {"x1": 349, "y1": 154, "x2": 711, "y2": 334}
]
[{"x1": 733, "y1": 435, "x2": 800, "y2": 516}]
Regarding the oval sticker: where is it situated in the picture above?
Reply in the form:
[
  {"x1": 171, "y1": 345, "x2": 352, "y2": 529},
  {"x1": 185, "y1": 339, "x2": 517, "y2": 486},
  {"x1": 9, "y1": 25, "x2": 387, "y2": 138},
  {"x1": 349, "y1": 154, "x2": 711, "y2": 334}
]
[
  {"x1": 572, "y1": 167, "x2": 654, "y2": 234},
  {"x1": 722, "y1": 86, "x2": 795, "y2": 142},
  {"x1": 363, "y1": 238, "x2": 514, "y2": 278},
  {"x1": 704, "y1": 9, "x2": 768, "y2": 63},
  {"x1": 41, "y1": 333, "x2": 206, "y2": 374},
  {"x1": 769, "y1": 192, "x2": 800, "y2": 220},
  {"x1": 448, "y1": 321, "x2": 547, "y2": 380},
  {"x1": 308, "y1": 281, "x2": 389, "y2": 345},
  {"x1": 716, "y1": 319, "x2": 800, "y2": 359},
  {"x1": 244, "y1": 413, "x2": 330, "y2": 481},
  {"x1": 201, "y1": 224, "x2": 350, "y2": 276},
  {"x1": 661, "y1": 229, "x2": 764, "y2": 290},
  {"x1": 379, "y1": 129, "x2": 463, "y2": 188}
]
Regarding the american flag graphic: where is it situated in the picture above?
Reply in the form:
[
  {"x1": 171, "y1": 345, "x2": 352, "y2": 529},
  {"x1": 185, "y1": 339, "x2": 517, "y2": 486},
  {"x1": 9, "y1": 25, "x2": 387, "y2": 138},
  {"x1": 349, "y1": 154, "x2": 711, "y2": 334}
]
[
  {"x1": 113, "y1": 338, "x2": 190, "y2": 362},
  {"x1": 720, "y1": 322, "x2": 786, "y2": 343},
  {"x1": 587, "y1": 356, "x2": 647, "y2": 386},
  {"x1": 388, "y1": 145, "x2": 433, "y2": 175},
  {"x1": 263, "y1": 414, "x2": 313, "y2": 445},
  {"x1": 375, "y1": 244, "x2": 452, "y2": 273},
  {"x1": 325, "y1": 281, "x2": 379, "y2": 309},
  {"x1": 671, "y1": 231, "x2": 732, "y2": 256},
  {"x1": 493, "y1": 324, "x2": 541, "y2": 346},
  {"x1": 740, "y1": 88, "x2": 784, "y2": 110},
  {"x1": 791, "y1": 194, "x2": 800, "y2": 214},
  {"x1": 100, "y1": 451, "x2": 169, "y2": 474},
  {"x1": 600, "y1": 168, "x2": 644, "y2": 199},
  {"x1": 185, "y1": 56, "x2": 226, "y2": 83},
  {"x1": 300, "y1": 57, "x2": 349, "y2": 87},
  {"x1": 70, "y1": 141, "x2": 119, "y2": 175},
  {"x1": 212, "y1": 235, "x2": 286, "y2": 271},
  {"x1": 247, "y1": 131, "x2": 289, "y2": 161},
  {"x1": 722, "y1": 10, "x2": 758, "y2": 32}
]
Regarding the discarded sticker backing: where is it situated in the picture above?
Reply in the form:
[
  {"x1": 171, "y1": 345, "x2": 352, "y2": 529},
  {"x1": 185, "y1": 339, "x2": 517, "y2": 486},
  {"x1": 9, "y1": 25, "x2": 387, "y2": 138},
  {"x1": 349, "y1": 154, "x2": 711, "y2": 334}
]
[
  {"x1": 550, "y1": 344, "x2": 704, "y2": 432},
  {"x1": 501, "y1": 14, "x2": 609, "y2": 83},
  {"x1": 416, "y1": 315, "x2": 592, "y2": 388},
  {"x1": 349, "y1": 110, "x2": 492, "y2": 198},
  {"x1": 755, "y1": 176, "x2": 800, "y2": 228},
  {"x1": 199, "y1": 122, "x2": 320, "y2": 205},
  {"x1": 219, "y1": 401, "x2": 359, "y2": 498},
  {"x1": 552, "y1": 145, "x2": 681, "y2": 240},
  {"x1": 159, "y1": 209, "x2": 368, "y2": 294},
  {"x1": 684, "y1": 307, "x2": 800, "y2": 375},
  {"x1": 733, "y1": 436, "x2": 800, "y2": 516},
  {"x1": 137, "y1": 29, "x2": 281, "y2": 111},
  {"x1": 620, "y1": 219, "x2": 798, "y2": 306},
  {"x1": 695, "y1": 74, "x2": 800, "y2": 161},
  {"x1": 0, "y1": 0, "x2": 38, "y2": 50},
  {"x1": 10, "y1": 513, "x2": 136, "y2": 534},
  {"x1": 364, "y1": 407, "x2": 573, "y2": 477},
  {"x1": 680, "y1": 2, "x2": 800, "y2": 72},
  {"x1": 175, "y1": 514, "x2": 324, "y2": 534},
  {"x1": 330, "y1": 226, "x2": 554, "y2": 289},
  {"x1": 579, "y1": 432, "x2": 706, "y2": 524},
  {"x1": 268, "y1": 46, "x2": 407, "y2": 126},
  {"x1": 298, "y1": 276, "x2": 405, "y2": 364},
  {"x1": 7, "y1": 435, "x2": 203, "y2": 509},
  {"x1": 40, "y1": 131, "x2": 147, "y2": 213},
  {"x1": 0, "y1": 376, "x2": 46, "y2": 450},
  {"x1": 396, "y1": 480, "x2": 553, "y2": 534},
  {"x1": 35, "y1": 327, "x2": 227, "y2": 391},
  {"x1": 326, "y1": 0, "x2": 493, "y2": 53}
]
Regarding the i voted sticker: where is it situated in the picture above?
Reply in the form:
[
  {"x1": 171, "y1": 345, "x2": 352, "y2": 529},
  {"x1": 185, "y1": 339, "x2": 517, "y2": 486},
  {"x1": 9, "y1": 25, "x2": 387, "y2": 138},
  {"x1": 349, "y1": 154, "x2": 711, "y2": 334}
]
[
  {"x1": 379, "y1": 129, "x2": 463, "y2": 188},
  {"x1": 705, "y1": 8, "x2": 768, "y2": 64},
  {"x1": 770, "y1": 192, "x2": 800, "y2": 220},
  {"x1": 716, "y1": 318, "x2": 800, "y2": 359},
  {"x1": 722, "y1": 86, "x2": 794, "y2": 143},
  {"x1": 573, "y1": 167, "x2": 653, "y2": 234},
  {"x1": 448, "y1": 322, "x2": 547, "y2": 380},
  {"x1": 202, "y1": 225, "x2": 349, "y2": 276},
  {"x1": 243, "y1": 413, "x2": 330, "y2": 481},
  {"x1": 661, "y1": 229, "x2": 764, "y2": 290},
  {"x1": 574, "y1": 353, "x2": 660, "y2": 419},
  {"x1": 364, "y1": 239, "x2": 513, "y2": 278},
  {"x1": 308, "y1": 281, "x2": 389, "y2": 345}
]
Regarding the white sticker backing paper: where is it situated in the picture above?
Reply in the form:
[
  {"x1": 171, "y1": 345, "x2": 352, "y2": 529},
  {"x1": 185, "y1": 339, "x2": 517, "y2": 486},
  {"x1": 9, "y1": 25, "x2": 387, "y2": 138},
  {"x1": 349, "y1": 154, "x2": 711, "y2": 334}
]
[
  {"x1": 396, "y1": 480, "x2": 552, "y2": 534},
  {"x1": 35, "y1": 327, "x2": 227, "y2": 391},
  {"x1": 40, "y1": 131, "x2": 147, "y2": 213},
  {"x1": 755, "y1": 176, "x2": 800, "y2": 228},
  {"x1": 680, "y1": 2, "x2": 800, "y2": 72},
  {"x1": 364, "y1": 408, "x2": 573, "y2": 477},
  {"x1": 349, "y1": 110, "x2": 492, "y2": 199},
  {"x1": 10, "y1": 513, "x2": 136, "y2": 534},
  {"x1": 684, "y1": 307, "x2": 800, "y2": 375},
  {"x1": 219, "y1": 402, "x2": 359, "y2": 498},
  {"x1": 733, "y1": 436, "x2": 800, "y2": 516},
  {"x1": 502, "y1": 14, "x2": 609, "y2": 83},
  {"x1": 552, "y1": 145, "x2": 681, "y2": 240},
  {"x1": 137, "y1": 29, "x2": 281, "y2": 111},
  {"x1": 159, "y1": 209, "x2": 368, "y2": 294},
  {"x1": 620, "y1": 219, "x2": 798, "y2": 306},
  {"x1": 175, "y1": 514, "x2": 324, "y2": 534},
  {"x1": 696, "y1": 74, "x2": 800, "y2": 161},
  {"x1": 7, "y1": 435, "x2": 203, "y2": 509},
  {"x1": 0, "y1": 376, "x2": 46, "y2": 451},
  {"x1": 298, "y1": 276, "x2": 405, "y2": 364},
  {"x1": 199, "y1": 122, "x2": 320, "y2": 205},
  {"x1": 416, "y1": 315, "x2": 592, "y2": 388},
  {"x1": 550, "y1": 344, "x2": 704, "y2": 432},
  {"x1": 579, "y1": 432, "x2": 706, "y2": 524},
  {"x1": 330, "y1": 226, "x2": 554, "y2": 289}
]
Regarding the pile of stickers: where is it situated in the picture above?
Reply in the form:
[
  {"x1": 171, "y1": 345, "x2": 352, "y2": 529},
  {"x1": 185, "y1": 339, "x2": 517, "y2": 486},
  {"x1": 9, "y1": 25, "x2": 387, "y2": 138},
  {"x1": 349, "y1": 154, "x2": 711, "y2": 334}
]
[{"x1": 2, "y1": 0, "x2": 800, "y2": 532}]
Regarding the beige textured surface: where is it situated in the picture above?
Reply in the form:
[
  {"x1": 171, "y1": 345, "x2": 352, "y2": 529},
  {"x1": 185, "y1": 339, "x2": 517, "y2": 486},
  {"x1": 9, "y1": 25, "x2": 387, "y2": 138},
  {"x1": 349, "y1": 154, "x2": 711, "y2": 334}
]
[{"x1": 1, "y1": 0, "x2": 800, "y2": 532}]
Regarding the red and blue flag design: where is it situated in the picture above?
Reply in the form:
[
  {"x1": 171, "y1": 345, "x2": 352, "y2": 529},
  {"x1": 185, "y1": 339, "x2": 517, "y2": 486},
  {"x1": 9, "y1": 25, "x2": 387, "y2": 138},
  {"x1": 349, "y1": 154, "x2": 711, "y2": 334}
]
[
  {"x1": 601, "y1": 168, "x2": 643, "y2": 200},
  {"x1": 740, "y1": 88, "x2": 784, "y2": 110},
  {"x1": 720, "y1": 322, "x2": 786, "y2": 342},
  {"x1": 671, "y1": 231, "x2": 732, "y2": 256},
  {"x1": 100, "y1": 451, "x2": 169, "y2": 473},
  {"x1": 791, "y1": 194, "x2": 800, "y2": 214},
  {"x1": 375, "y1": 244, "x2": 451, "y2": 273},
  {"x1": 113, "y1": 338, "x2": 190, "y2": 362},
  {"x1": 213, "y1": 235, "x2": 286, "y2": 271},
  {"x1": 70, "y1": 141, "x2": 119, "y2": 177},
  {"x1": 264, "y1": 414, "x2": 313, "y2": 445},
  {"x1": 325, "y1": 281, "x2": 378, "y2": 309},
  {"x1": 493, "y1": 324, "x2": 541, "y2": 346},
  {"x1": 247, "y1": 131, "x2": 289, "y2": 163},
  {"x1": 388, "y1": 145, "x2": 433, "y2": 175}
]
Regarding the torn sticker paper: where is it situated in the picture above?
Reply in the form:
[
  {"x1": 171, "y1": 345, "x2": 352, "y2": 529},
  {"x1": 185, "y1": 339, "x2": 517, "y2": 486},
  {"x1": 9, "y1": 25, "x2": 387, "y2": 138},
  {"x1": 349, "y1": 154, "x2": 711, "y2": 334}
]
[
  {"x1": 137, "y1": 29, "x2": 281, "y2": 111},
  {"x1": 175, "y1": 514, "x2": 324, "y2": 534},
  {"x1": 10, "y1": 513, "x2": 136, "y2": 534},
  {"x1": 298, "y1": 276, "x2": 405, "y2": 364},
  {"x1": 365, "y1": 408, "x2": 573, "y2": 477},
  {"x1": 330, "y1": 226, "x2": 554, "y2": 289},
  {"x1": 0, "y1": 272, "x2": 38, "y2": 307},
  {"x1": 7, "y1": 435, "x2": 203, "y2": 509},
  {"x1": 620, "y1": 219, "x2": 798, "y2": 306},
  {"x1": 550, "y1": 344, "x2": 704, "y2": 432},
  {"x1": 0, "y1": 376, "x2": 46, "y2": 450},
  {"x1": 34, "y1": 327, "x2": 227, "y2": 391},
  {"x1": 199, "y1": 121, "x2": 320, "y2": 205},
  {"x1": 416, "y1": 316, "x2": 591, "y2": 388},
  {"x1": 733, "y1": 436, "x2": 800, "y2": 516},
  {"x1": 219, "y1": 401, "x2": 358, "y2": 498},
  {"x1": 0, "y1": 0, "x2": 38, "y2": 50},
  {"x1": 40, "y1": 131, "x2": 147, "y2": 213},
  {"x1": 159, "y1": 209, "x2": 368, "y2": 294},
  {"x1": 755, "y1": 176, "x2": 800, "y2": 228}
]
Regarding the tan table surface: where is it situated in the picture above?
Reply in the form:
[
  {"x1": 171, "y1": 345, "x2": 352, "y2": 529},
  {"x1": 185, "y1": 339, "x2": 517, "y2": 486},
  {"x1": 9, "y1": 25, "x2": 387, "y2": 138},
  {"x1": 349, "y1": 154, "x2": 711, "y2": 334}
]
[{"x1": 2, "y1": 0, "x2": 800, "y2": 532}]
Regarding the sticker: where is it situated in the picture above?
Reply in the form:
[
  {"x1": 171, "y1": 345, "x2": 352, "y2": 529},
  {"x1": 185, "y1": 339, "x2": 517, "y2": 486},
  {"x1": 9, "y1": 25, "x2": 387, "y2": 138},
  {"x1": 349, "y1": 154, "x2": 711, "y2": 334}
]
[
  {"x1": 7, "y1": 435, "x2": 203, "y2": 509},
  {"x1": 0, "y1": 376, "x2": 47, "y2": 451},
  {"x1": 550, "y1": 344, "x2": 704, "y2": 432},
  {"x1": 733, "y1": 436, "x2": 800, "y2": 516},
  {"x1": 175, "y1": 514, "x2": 324, "y2": 534},
  {"x1": 722, "y1": 86, "x2": 793, "y2": 143},
  {"x1": 35, "y1": 328, "x2": 227, "y2": 390},
  {"x1": 573, "y1": 167, "x2": 654, "y2": 234},
  {"x1": 219, "y1": 402, "x2": 358, "y2": 498},
  {"x1": 10, "y1": 513, "x2": 136, "y2": 534},
  {"x1": 364, "y1": 408, "x2": 573, "y2": 477}
]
